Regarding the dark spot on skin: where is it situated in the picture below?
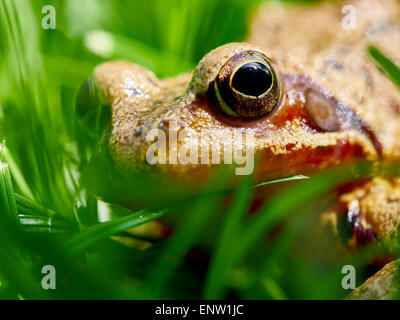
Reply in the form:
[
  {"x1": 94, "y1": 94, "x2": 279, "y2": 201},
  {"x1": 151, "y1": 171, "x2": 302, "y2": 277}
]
[
  {"x1": 325, "y1": 59, "x2": 345, "y2": 71},
  {"x1": 185, "y1": 103, "x2": 199, "y2": 113},
  {"x1": 134, "y1": 130, "x2": 142, "y2": 137},
  {"x1": 146, "y1": 75, "x2": 158, "y2": 86},
  {"x1": 347, "y1": 211, "x2": 376, "y2": 247},
  {"x1": 144, "y1": 120, "x2": 153, "y2": 127},
  {"x1": 387, "y1": 197, "x2": 398, "y2": 203},
  {"x1": 285, "y1": 143, "x2": 296, "y2": 151},
  {"x1": 361, "y1": 67, "x2": 374, "y2": 88},
  {"x1": 367, "y1": 22, "x2": 395, "y2": 37},
  {"x1": 391, "y1": 100, "x2": 400, "y2": 114},
  {"x1": 128, "y1": 87, "x2": 142, "y2": 97},
  {"x1": 339, "y1": 199, "x2": 377, "y2": 248}
]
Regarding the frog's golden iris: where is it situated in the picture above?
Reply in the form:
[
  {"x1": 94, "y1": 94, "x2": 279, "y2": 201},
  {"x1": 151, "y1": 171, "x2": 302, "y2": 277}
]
[{"x1": 213, "y1": 50, "x2": 281, "y2": 118}]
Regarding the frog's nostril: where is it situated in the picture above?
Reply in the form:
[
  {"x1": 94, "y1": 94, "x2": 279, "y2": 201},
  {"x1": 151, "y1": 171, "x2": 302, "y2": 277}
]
[{"x1": 75, "y1": 77, "x2": 111, "y2": 137}]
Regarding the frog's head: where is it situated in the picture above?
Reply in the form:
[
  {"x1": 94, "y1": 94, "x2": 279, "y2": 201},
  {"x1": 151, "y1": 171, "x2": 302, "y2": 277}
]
[{"x1": 76, "y1": 43, "x2": 381, "y2": 204}]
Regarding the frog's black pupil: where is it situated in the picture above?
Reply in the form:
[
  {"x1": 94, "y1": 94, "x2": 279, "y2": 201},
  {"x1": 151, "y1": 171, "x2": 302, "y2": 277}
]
[{"x1": 231, "y1": 62, "x2": 272, "y2": 97}]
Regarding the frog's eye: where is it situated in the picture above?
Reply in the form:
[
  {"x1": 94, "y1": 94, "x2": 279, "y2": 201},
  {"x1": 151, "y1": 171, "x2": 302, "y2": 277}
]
[{"x1": 213, "y1": 50, "x2": 281, "y2": 118}]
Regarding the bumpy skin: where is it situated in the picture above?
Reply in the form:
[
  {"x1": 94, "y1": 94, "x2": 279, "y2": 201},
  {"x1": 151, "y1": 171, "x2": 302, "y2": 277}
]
[
  {"x1": 346, "y1": 259, "x2": 400, "y2": 300},
  {"x1": 81, "y1": 0, "x2": 400, "y2": 298},
  {"x1": 94, "y1": 0, "x2": 400, "y2": 172},
  {"x1": 247, "y1": 0, "x2": 400, "y2": 246},
  {"x1": 249, "y1": 0, "x2": 400, "y2": 158},
  {"x1": 91, "y1": 0, "x2": 400, "y2": 230}
]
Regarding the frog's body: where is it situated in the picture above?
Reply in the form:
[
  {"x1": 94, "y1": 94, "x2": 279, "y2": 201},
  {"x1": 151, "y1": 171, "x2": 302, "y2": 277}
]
[
  {"x1": 78, "y1": 0, "x2": 400, "y2": 298},
  {"x1": 250, "y1": 0, "x2": 400, "y2": 159}
]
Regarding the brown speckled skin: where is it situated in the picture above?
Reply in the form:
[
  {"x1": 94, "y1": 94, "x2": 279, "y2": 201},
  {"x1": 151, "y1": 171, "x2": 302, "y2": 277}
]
[
  {"x1": 346, "y1": 259, "x2": 400, "y2": 300},
  {"x1": 94, "y1": 0, "x2": 400, "y2": 176},
  {"x1": 87, "y1": 0, "x2": 400, "y2": 296},
  {"x1": 91, "y1": 0, "x2": 400, "y2": 235},
  {"x1": 249, "y1": 0, "x2": 400, "y2": 158}
]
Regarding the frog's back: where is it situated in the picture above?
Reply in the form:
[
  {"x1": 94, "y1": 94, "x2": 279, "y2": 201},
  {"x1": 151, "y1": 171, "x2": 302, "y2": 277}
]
[{"x1": 248, "y1": 0, "x2": 400, "y2": 158}]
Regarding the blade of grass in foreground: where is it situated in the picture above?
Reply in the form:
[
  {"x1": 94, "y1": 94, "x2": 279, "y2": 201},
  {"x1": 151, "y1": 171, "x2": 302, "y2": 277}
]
[
  {"x1": 15, "y1": 193, "x2": 54, "y2": 217},
  {"x1": 146, "y1": 191, "x2": 221, "y2": 298},
  {"x1": 64, "y1": 209, "x2": 167, "y2": 255},
  {"x1": 369, "y1": 46, "x2": 400, "y2": 88},
  {"x1": 204, "y1": 175, "x2": 253, "y2": 299},
  {"x1": 206, "y1": 163, "x2": 375, "y2": 298},
  {"x1": 1, "y1": 145, "x2": 34, "y2": 200},
  {"x1": 253, "y1": 175, "x2": 309, "y2": 188},
  {"x1": 204, "y1": 175, "x2": 309, "y2": 299},
  {"x1": 0, "y1": 161, "x2": 47, "y2": 299},
  {"x1": 64, "y1": 175, "x2": 309, "y2": 257},
  {"x1": 236, "y1": 164, "x2": 375, "y2": 263},
  {"x1": 0, "y1": 163, "x2": 18, "y2": 220}
]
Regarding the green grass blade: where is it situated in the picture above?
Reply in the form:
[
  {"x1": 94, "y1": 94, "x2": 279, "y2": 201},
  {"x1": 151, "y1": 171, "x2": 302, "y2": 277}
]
[
  {"x1": 64, "y1": 209, "x2": 167, "y2": 255},
  {"x1": 146, "y1": 189, "x2": 222, "y2": 298},
  {"x1": 15, "y1": 193, "x2": 54, "y2": 217},
  {"x1": 253, "y1": 175, "x2": 309, "y2": 188},
  {"x1": 235, "y1": 163, "x2": 373, "y2": 277},
  {"x1": 0, "y1": 162, "x2": 18, "y2": 220},
  {"x1": 204, "y1": 175, "x2": 253, "y2": 299},
  {"x1": 0, "y1": 145, "x2": 34, "y2": 200},
  {"x1": 0, "y1": 161, "x2": 47, "y2": 299},
  {"x1": 369, "y1": 46, "x2": 400, "y2": 87}
]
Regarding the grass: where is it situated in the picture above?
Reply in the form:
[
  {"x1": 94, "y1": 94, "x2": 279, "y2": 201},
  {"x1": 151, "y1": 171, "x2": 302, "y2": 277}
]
[
  {"x1": 0, "y1": 0, "x2": 399, "y2": 300},
  {"x1": 369, "y1": 46, "x2": 400, "y2": 88}
]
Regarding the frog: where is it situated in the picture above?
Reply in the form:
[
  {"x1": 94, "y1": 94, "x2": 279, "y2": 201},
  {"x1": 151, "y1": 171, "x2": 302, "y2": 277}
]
[{"x1": 76, "y1": 0, "x2": 400, "y2": 298}]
